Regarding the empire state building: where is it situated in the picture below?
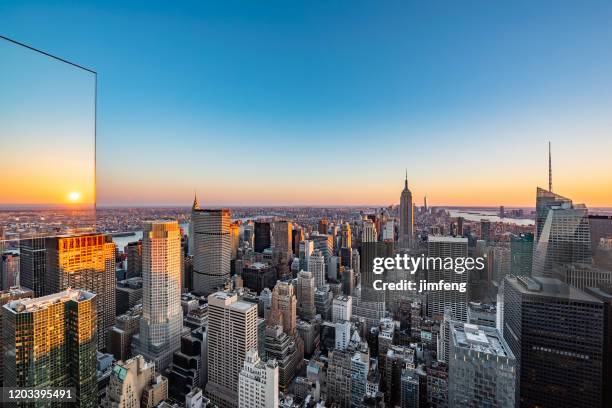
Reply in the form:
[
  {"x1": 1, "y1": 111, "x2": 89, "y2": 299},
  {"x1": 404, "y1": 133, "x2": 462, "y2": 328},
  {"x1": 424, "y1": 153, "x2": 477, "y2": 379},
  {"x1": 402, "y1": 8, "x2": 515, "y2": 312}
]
[{"x1": 399, "y1": 172, "x2": 414, "y2": 250}]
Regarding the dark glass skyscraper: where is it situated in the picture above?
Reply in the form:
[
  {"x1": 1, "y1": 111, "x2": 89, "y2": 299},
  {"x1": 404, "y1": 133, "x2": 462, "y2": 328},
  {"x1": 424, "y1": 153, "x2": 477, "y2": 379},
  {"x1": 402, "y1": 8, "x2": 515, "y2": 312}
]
[
  {"x1": 502, "y1": 275, "x2": 604, "y2": 408},
  {"x1": 510, "y1": 233, "x2": 533, "y2": 277},
  {"x1": 254, "y1": 221, "x2": 272, "y2": 253}
]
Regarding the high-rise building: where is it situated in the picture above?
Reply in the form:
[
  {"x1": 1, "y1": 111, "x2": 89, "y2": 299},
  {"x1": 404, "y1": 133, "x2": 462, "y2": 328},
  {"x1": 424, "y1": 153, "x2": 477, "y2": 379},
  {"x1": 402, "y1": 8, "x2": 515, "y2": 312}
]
[
  {"x1": 426, "y1": 236, "x2": 469, "y2": 322},
  {"x1": 1, "y1": 252, "x2": 19, "y2": 289},
  {"x1": 588, "y1": 214, "x2": 612, "y2": 253},
  {"x1": 229, "y1": 222, "x2": 240, "y2": 260},
  {"x1": 384, "y1": 345, "x2": 415, "y2": 406},
  {"x1": 510, "y1": 233, "x2": 533, "y2": 277},
  {"x1": 314, "y1": 286, "x2": 332, "y2": 320},
  {"x1": 241, "y1": 262, "x2": 276, "y2": 294},
  {"x1": 502, "y1": 275, "x2": 604, "y2": 408},
  {"x1": 238, "y1": 349, "x2": 279, "y2": 408},
  {"x1": 532, "y1": 188, "x2": 591, "y2": 277},
  {"x1": 341, "y1": 222, "x2": 352, "y2": 249},
  {"x1": 362, "y1": 219, "x2": 377, "y2": 243},
  {"x1": 360, "y1": 241, "x2": 393, "y2": 303},
  {"x1": 448, "y1": 322, "x2": 516, "y2": 407},
  {"x1": 298, "y1": 239, "x2": 314, "y2": 271},
  {"x1": 318, "y1": 218, "x2": 329, "y2": 235},
  {"x1": 480, "y1": 219, "x2": 492, "y2": 244},
  {"x1": 296, "y1": 270, "x2": 316, "y2": 321},
  {"x1": 272, "y1": 220, "x2": 292, "y2": 256},
  {"x1": 206, "y1": 291, "x2": 258, "y2": 408},
  {"x1": 268, "y1": 281, "x2": 297, "y2": 336},
  {"x1": 399, "y1": 172, "x2": 414, "y2": 250},
  {"x1": 291, "y1": 228, "x2": 304, "y2": 257},
  {"x1": 308, "y1": 250, "x2": 326, "y2": 289},
  {"x1": 18, "y1": 237, "x2": 47, "y2": 297},
  {"x1": 254, "y1": 221, "x2": 272, "y2": 253},
  {"x1": 133, "y1": 221, "x2": 182, "y2": 372},
  {"x1": 326, "y1": 349, "x2": 353, "y2": 407},
  {"x1": 332, "y1": 295, "x2": 352, "y2": 323},
  {"x1": 3, "y1": 289, "x2": 98, "y2": 407},
  {"x1": 115, "y1": 276, "x2": 143, "y2": 315},
  {"x1": 108, "y1": 305, "x2": 142, "y2": 362},
  {"x1": 103, "y1": 355, "x2": 168, "y2": 408},
  {"x1": 192, "y1": 201, "x2": 231, "y2": 295},
  {"x1": 351, "y1": 343, "x2": 370, "y2": 406},
  {"x1": 400, "y1": 367, "x2": 420, "y2": 408},
  {"x1": 45, "y1": 233, "x2": 116, "y2": 349},
  {"x1": 126, "y1": 240, "x2": 142, "y2": 278},
  {"x1": 0, "y1": 286, "x2": 33, "y2": 385},
  {"x1": 583, "y1": 284, "x2": 612, "y2": 408}
]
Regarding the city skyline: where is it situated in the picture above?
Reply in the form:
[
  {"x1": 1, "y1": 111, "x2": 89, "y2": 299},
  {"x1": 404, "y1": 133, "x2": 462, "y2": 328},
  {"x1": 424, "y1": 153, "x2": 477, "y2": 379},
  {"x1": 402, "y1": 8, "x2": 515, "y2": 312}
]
[{"x1": 1, "y1": 1, "x2": 612, "y2": 207}]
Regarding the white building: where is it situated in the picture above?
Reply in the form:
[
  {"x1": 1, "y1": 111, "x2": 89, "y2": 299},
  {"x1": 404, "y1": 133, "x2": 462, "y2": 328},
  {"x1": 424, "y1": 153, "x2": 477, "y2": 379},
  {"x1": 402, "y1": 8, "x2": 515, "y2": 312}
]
[
  {"x1": 332, "y1": 295, "x2": 352, "y2": 323},
  {"x1": 448, "y1": 323, "x2": 516, "y2": 407},
  {"x1": 335, "y1": 321, "x2": 351, "y2": 351},
  {"x1": 238, "y1": 349, "x2": 279, "y2": 408},
  {"x1": 205, "y1": 291, "x2": 258, "y2": 407}
]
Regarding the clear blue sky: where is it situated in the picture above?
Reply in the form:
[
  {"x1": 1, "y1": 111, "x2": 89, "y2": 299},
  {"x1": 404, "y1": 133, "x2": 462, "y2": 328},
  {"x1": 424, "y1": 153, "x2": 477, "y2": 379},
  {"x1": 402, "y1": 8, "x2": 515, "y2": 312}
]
[{"x1": 2, "y1": 1, "x2": 612, "y2": 206}]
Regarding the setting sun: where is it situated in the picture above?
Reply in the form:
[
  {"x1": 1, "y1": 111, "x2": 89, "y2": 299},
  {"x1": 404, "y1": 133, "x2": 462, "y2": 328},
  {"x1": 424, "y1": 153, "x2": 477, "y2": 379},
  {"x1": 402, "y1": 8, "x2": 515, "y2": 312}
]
[{"x1": 68, "y1": 191, "x2": 82, "y2": 202}]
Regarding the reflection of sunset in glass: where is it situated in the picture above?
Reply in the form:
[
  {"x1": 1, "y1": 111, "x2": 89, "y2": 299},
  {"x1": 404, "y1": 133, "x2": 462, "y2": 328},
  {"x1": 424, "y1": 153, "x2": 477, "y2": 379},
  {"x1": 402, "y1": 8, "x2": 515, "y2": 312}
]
[{"x1": 0, "y1": 38, "x2": 95, "y2": 208}]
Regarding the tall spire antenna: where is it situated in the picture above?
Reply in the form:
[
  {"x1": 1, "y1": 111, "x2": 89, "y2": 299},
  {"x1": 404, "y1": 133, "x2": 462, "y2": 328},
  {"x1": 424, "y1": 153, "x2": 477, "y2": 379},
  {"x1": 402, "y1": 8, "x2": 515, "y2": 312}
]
[
  {"x1": 548, "y1": 141, "x2": 552, "y2": 192},
  {"x1": 405, "y1": 169, "x2": 408, "y2": 189}
]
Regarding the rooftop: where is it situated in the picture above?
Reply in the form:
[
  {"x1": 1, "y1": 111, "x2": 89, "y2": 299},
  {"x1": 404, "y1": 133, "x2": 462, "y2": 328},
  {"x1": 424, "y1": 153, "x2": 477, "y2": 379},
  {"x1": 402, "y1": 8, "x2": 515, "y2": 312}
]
[
  {"x1": 508, "y1": 276, "x2": 603, "y2": 303},
  {"x1": 428, "y1": 236, "x2": 468, "y2": 243},
  {"x1": 451, "y1": 323, "x2": 513, "y2": 359},
  {"x1": 5, "y1": 288, "x2": 95, "y2": 313}
]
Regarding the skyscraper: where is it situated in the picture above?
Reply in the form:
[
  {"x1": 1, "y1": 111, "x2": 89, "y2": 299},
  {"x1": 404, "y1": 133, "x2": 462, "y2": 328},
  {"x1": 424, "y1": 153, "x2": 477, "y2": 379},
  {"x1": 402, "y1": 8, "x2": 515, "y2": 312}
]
[
  {"x1": 296, "y1": 270, "x2": 316, "y2": 321},
  {"x1": 126, "y1": 240, "x2": 143, "y2": 278},
  {"x1": 254, "y1": 221, "x2": 272, "y2": 253},
  {"x1": 502, "y1": 275, "x2": 604, "y2": 408},
  {"x1": 192, "y1": 200, "x2": 231, "y2": 295},
  {"x1": 341, "y1": 222, "x2": 352, "y2": 249},
  {"x1": 532, "y1": 188, "x2": 591, "y2": 277},
  {"x1": 3, "y1": 289, "x2": 98, "y2": 407},
  {"x1": 510, "y1": 233, "x2": 533, "y2": 276},
  {"x1": 238, "y1": 349, "x2": 279, "y2": 408},
  {"x1": 229, "y1": 222, "x2": 240, "y2": 260},
  {"x1": 0, "y1": 286, "x2": 33, "y2": 386},
  {"x1": 426, "y1": 236, "x2": 469, "y2": 321},
  {"x1": 45, "y1": 233, "x2": 116, "y2": 349},
  {"x1": 318, "y1": 218, "x2": 329, "y2": 235},
  {"x1": 18, "y1": 237, "x2": 47, "y2": 297},
  {"x1": 362, "y1": 219, "x2": 377, "y2": 243},
  {"x1": 206, "y1": 291, "x2": 258, "y2": 408},
  {"x1": 268, "y1": 281, "x2": 297, "y2": 336},
  {"x1": 399, "y1": 172, "x2": 414, "y2": 250},
  {"x1": 272, "y1": 220, "x2": 292, "y2": 256},
  {"x1": 308, "y1": 250, "x2": 326, "y2": 289},
  {"x1": 133, "y1": 221, "x2": 182, "y2": 372},
  {"x1": 448, "y1": 323, "x2": 516, "y2": 407}
]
